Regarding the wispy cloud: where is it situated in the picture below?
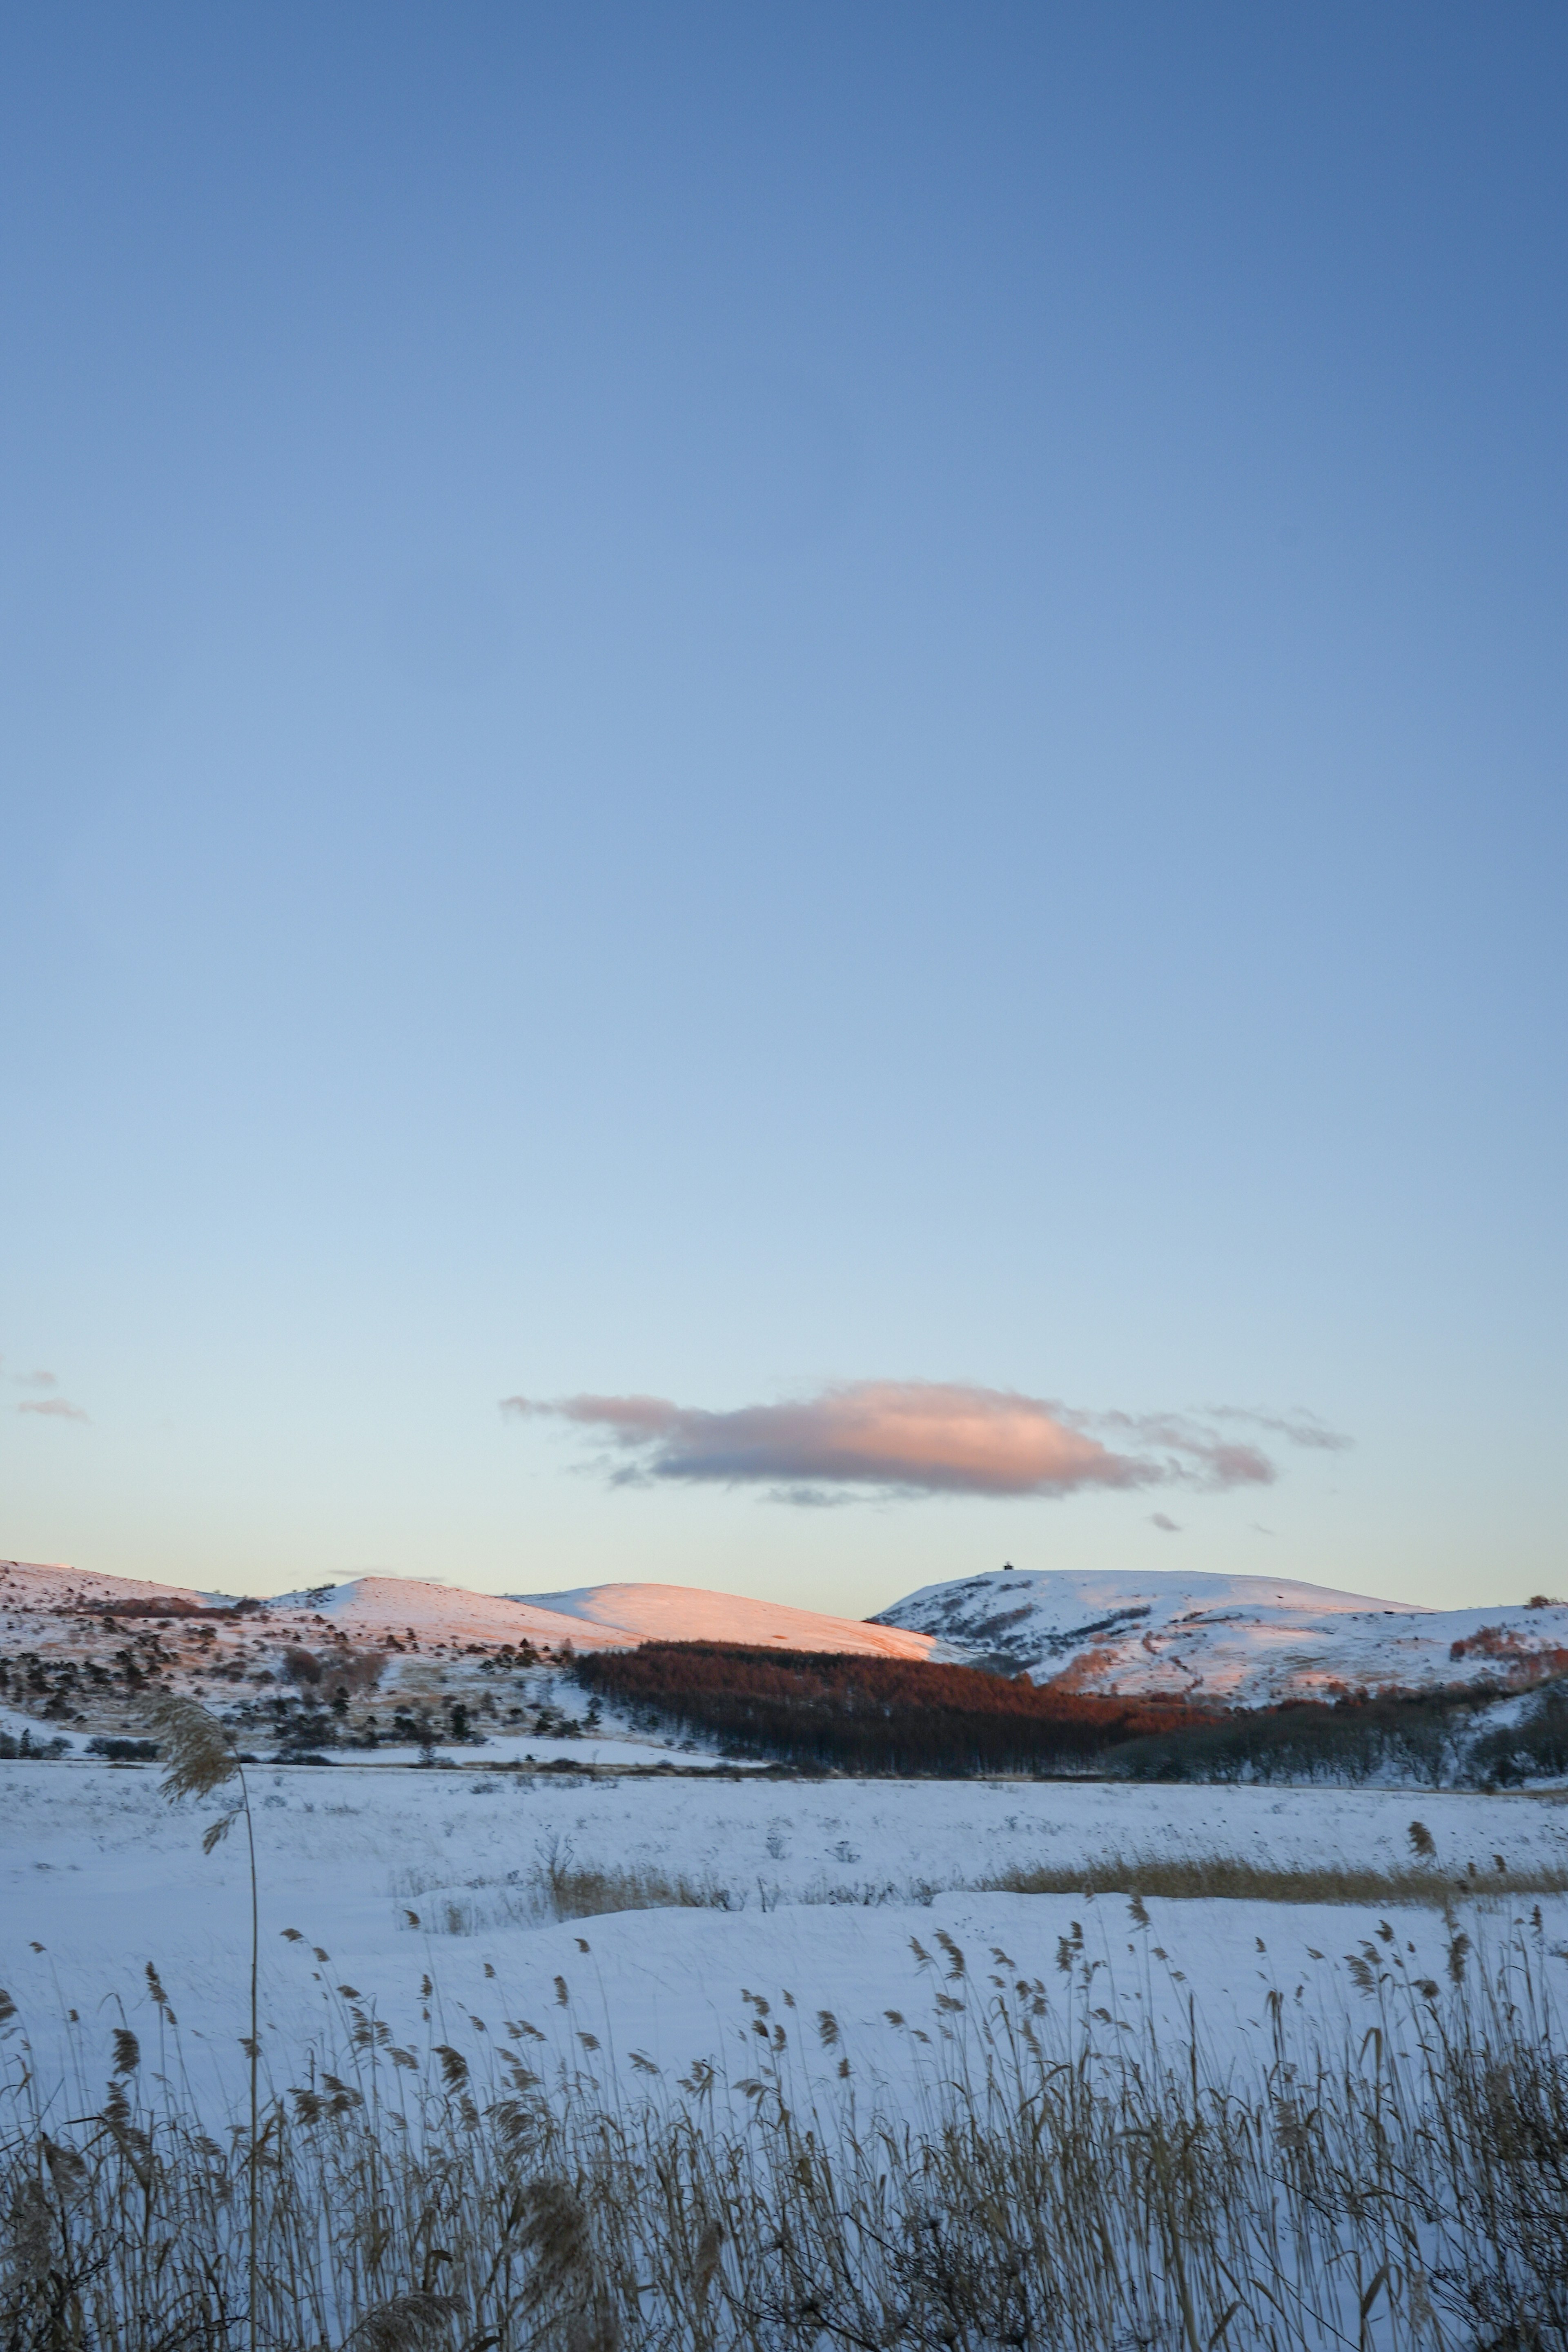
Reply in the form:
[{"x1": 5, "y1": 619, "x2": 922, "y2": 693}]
[
  {"x1": 1150, "y1": 1512, "x2": 1181, "y2": 1533},
  {"x1": 18, "y1": 1396, "x2": 88, "y2": 1422},
  {"x1": 1203, "y1": 1405, "x2": 1352, "y2": 1452},
  {"x1": 502, "y1": 1380, "x2": 1344, "y2": 1503}
]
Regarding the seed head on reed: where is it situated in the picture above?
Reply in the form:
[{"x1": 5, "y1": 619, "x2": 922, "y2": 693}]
[
  {"x1": 4, "y1": 2176, "x2": 52, "y2": 2286},
  {"x1": 141, "y1": 1691, "x2": 238, "y2": 1802},
  {"x1": 350, "y1": 2290, "x2": 462, "y2": 2352},
  {"x1": 517, "y1": 2177, "x2": 592, "y2": 2304},
  {"x1": 564, "y1": 2303, "x2": 621, "y2": 2352},
  {"x1": 138, "y1": 1686, "x2": 262, "y2": 2352},
  {"x1": 692, "y1": 2216, "x2": 724, "y2": 2303},
  {"x1": 40, "y1": 2140, "x2": 85, "y2": 2203}
]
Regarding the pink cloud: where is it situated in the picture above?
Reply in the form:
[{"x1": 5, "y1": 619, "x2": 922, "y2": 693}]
[
  {"x1": 18, "y1": 1396, "x2": 88, "y2": 1422},
  {"x1": 502, "y1": 1379, "x2": 1319, "y2": 1501}
]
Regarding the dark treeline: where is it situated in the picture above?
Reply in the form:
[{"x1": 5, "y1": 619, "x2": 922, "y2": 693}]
[
  {"x1": 574, "y1": 1642, "x2": 1568, "y2": 1785},
  {"x1": 72, "y1": 1596, "x2": 263, "y2": 1620},
  {"x1": 571, "y1": 1644, "x2": 1212, "y2": 1775},
  {"x1": 1109, "y1": 1690, "x2": 1481, "y2": 1788},
  {"x1": 1472, "y1": 1680, "x2": 1568, "y2": 1784},
  {"x1": 1113, "y1": 1679, "x2": 1568, "y2": 1788}
]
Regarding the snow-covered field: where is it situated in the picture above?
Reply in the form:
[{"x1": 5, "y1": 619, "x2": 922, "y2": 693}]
[
  {"x1": 8, "y1": 1755, "x2": 1568, "y2": 2349},
  {"x1": 6, "y1": 1758, "x2": 1567, "y2": 2122}
]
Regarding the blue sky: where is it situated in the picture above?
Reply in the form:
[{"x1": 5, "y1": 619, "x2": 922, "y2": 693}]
[{"x1": 2, "y1": 4, "x2": 1564, "y2": 1614}]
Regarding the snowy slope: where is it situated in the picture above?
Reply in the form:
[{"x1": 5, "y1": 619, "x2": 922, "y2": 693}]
[
  {"x1": 873, "y1": 1567, "x2": 1568, "y2": 1704},
  {"x1": 0, "y1": 1561, "x2": 941, "y2": 1765},
  {"x1": 1, "y1": 1561, "x2": 933, "y2": 1659},
  {"x1": 272, "y1": 1575, "x2": 628, "y2": 1650},
  {"x1": 512, "y1": 1579, "x2": 940, "y2": 1660},
  {"x1": 0, "y1": 1557, "x2": 221, "y2": 1613}
]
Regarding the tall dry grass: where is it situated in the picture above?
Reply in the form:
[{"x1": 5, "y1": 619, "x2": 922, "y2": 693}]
[
  {"x1": 3, "y1": 1907, "x2": 1567, "y2": 2348},
  {"x1": 396, "y1": 1824, "x2": 1568, "y2": 1936},
  {"x1": 394, "y1": 1837, "x2": 734, "y2": 1937},
  {"x1": 982, "y1": 1850, "x2": 1568, "y2": 1907}
]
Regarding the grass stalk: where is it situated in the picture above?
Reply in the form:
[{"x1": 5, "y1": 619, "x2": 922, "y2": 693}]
[{"x1": 4, "y1": 1907, "x2": 1567, "y2": 2347}]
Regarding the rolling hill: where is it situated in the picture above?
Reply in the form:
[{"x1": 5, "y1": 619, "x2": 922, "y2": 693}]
[
  {"x1": 6, "y1": 1557, "x2": 1566, "y2": 1717},
  {"x1": 509, "y1": 1580, "x2": 940, "y2": 1660},
  {"x1": 871, "y1": 1566, "x2": 1568, "y2": 1705}
]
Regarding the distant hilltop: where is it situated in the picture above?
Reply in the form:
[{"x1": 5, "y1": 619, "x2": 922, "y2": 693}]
[
  {"x1": 2, "y1": 1557, "x2": 1565, "y2": 1707},
  {"x1": 872, "y1": 1566, "x2": 1568, "y2": 1705}
]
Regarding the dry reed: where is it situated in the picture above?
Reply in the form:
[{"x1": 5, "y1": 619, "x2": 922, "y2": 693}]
[
  {"x1": 139, "y1": 1689, "x2": 263, "y2": 2352},
  {"x1": 3, "y1": 1907, "x2": 1567, "y2": 2348},
  {"x1": 981, "y1": 1850, "x2": 1568, "y2": 1907}
]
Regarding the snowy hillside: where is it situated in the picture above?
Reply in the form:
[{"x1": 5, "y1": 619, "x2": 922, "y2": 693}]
[
  {"x1": 0, "y1": 1557, "x2": 222, "y2": 1612},
  {"x1": 270, "y1": 1574, "x2": 626, "y2": 1650},
  {"x1": 1, "y1": 1561, "x2": 937, "y2": 1659},
  {"x1": 0, "y1": 1559, "x2": 935, "y2": 1766},
  {"x1": 0, "y1": 1561, "x2": 673, "y2": 1764},
  {"x1": 7, "y1": 1553, "x2": 1568, "y2": 1736},
  {"x1": 512, "y1": 1579, "x2": 940, "y2": 1660},
  {"x1": 873, "y1": 1566, "x2": 1568, "y2": 1704}
]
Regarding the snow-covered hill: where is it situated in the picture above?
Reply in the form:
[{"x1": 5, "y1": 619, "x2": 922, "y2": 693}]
[
  {"x1": 512, "y1": 1580, "x2": 940, "y2": 1661},
  {"x1": 271, "y1": 1575, "x2": 626, "y2": 1650},
  {"x1": 872, "y1": 1567, "x2": 1568, "y2": 1705},
  {"x1": 0, "y1": 1561, "x2": 938, "y2": 1661},
  {"x1": 7, "y1": 1555, "x2": 1567, "y2": 1722},
  {"x1": 0, "y1": 1559, "x2": 222, "y2": 1614},
  {"x1": 0, "y1": 1561, "x2": 940, "y2": 1762}
]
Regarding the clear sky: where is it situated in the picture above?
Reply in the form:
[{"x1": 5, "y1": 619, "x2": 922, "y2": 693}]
[{"x1": 2, "y1": 4, "x2": 1564, "y2": 1615}]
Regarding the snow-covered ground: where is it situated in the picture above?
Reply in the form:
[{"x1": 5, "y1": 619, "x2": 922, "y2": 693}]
[
  {"x1": 289, "y1": 1733, "x2": 765, "y2": 1770},
  {"x1": 5, "y1": 1761, "x2": 1566, "y2": 2125}
]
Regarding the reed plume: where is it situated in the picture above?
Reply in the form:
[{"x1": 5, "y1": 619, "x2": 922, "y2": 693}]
[{"x1": 140, "y1": 1686, "x2": 262, "y2": 2352}]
